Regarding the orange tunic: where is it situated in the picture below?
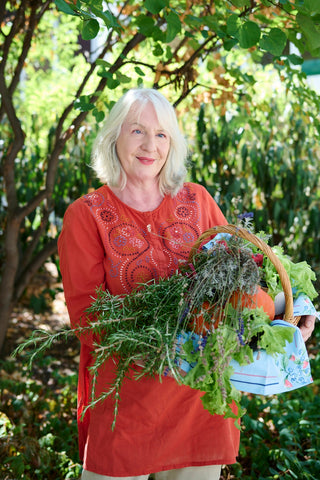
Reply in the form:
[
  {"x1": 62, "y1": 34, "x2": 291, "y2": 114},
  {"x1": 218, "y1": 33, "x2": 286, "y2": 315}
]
[{"x1": 58, "y1": 183, "x2": 240, "y2": 476}]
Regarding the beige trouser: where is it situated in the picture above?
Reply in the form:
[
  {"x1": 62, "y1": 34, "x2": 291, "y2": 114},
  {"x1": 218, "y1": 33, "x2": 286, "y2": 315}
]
[{"x1": 81, "y1": 465, "x2": 222, "y2": 480}]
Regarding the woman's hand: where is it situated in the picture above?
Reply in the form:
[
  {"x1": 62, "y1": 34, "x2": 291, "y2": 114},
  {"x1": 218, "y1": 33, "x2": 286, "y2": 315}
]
[{"x1": 299, "y1": 315, "x2": 316, "y2": 342}]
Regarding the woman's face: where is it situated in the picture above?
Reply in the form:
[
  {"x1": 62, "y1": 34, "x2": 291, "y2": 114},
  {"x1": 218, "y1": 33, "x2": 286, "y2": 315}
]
[{"x1": 116, "y1": 102, "x2": 170, "y2": 186}]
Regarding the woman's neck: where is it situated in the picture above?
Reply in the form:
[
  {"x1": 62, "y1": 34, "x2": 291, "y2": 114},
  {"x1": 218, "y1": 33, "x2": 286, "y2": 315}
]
[{"x1": 109, "y1": 181, "x2": 164, "y2": 212}]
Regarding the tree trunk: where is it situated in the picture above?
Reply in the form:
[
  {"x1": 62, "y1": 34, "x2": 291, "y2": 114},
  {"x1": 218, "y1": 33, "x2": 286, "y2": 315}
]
[{"x1": 0, "y1": 217, "x2": 21, "y2": 354}]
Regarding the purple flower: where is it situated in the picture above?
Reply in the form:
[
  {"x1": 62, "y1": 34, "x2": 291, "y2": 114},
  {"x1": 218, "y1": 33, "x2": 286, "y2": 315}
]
[
  {"x1": 237, "y1": 212, "x2": 254, "y2": 220},
  {"x1": 237, "y1": 316, "x2": 245, "y2": 346},
  {"x1": 179, "y1": 305, "x2": 190, "y2": 324}
]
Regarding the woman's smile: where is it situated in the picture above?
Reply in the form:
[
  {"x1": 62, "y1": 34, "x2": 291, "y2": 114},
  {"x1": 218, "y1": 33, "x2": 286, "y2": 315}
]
[{"x1": 137, "y1": 155, "x2": 156, "y2": 164}]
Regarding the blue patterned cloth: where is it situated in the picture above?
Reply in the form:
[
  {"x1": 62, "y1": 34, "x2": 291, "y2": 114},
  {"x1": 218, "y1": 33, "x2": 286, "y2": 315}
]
[{"x1": 230, "y1": 319, "x2": 313, "y2": 395}]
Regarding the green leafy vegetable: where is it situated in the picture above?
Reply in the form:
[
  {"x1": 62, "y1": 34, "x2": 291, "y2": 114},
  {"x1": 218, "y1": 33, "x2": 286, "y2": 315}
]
[{"x1": 264, "y1": 245, "x2": 317, "y2": 300}]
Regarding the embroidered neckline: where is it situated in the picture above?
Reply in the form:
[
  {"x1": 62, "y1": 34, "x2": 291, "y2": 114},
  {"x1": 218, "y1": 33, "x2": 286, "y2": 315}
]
[{"x1": 103, "y1": 185, "x2": 168, "y2": 215}]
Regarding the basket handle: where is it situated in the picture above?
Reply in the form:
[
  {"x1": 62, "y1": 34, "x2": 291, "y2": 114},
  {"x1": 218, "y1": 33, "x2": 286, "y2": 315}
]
[{"x1": 189, "y1": 224, "x2": 296, "y2": 325}]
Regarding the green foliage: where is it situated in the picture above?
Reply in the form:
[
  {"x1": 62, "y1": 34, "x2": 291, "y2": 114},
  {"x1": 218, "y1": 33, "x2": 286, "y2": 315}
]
[
  {"x1": 0, "y1": 356, "x2": 81, "y2": 479},
  {"x1": 54, "y1": 0, "x2": 320, "y2": 57},
  {"x1": 190, "y1": 74, "x2": 320, "y2": 288}
]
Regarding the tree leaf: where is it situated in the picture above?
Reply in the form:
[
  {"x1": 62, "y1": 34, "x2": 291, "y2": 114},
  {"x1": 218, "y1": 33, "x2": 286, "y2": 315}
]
[
  {"x1": 54, "y1": 0, "x2": 78, "y2": 16},
  {"x1": 107, "y1": 77, "x2": 120, "y2": 89},
  {"x1": 238, "y1": 21, "x2": 261, "y2": 48},
  {"x1": 204, "y1": 15, "x2": 219, "y2": 31},
  {"x1": 92, "y1": 109, "x2": 105, "y2": 123},
  {"x1": 259, "y1": 28, "x2": 287, "y2": 56},
  {"x1": 134, "y1": 66, "x2": 145, "y2": 76},
  {"x1": 97, "y1": 68, "x2": 112, "y2": 79},
  {"x1": 229, "y1": 0, "x2": 251, "y2": 7},
  {"x1": 302, "y1": 0, "x2": 320, "y2": 14},
  {"x1": 185, "y1": 15, "x2": 203, "y2": 28},
  {"x1": 226, "y1": 14, "x2": 241, "y2": 36},
  {"x1": 74, "y1": 95, "x2": 95, "y2": 112},
  {"x1": 165, "y1": 11, "x2": 181, "y2": 43},
  {"x1": 91, "y1": 6, "x2": 122, "y2": 31},
  {"x1": 96, "y1": 59, "x2": 112, "y2": 68},
  {"x1": 153, "y1": 43, "x2": 164, "y2": 56},
  {"x1": 287, "y1": 53, "x2": 304, "y2": 65},
  {"x1": 135, "y1": 14, "x2": 155, "y2": 37},
  {"x1": 224, "y1": 38, "x2": 238, "y2": 51},
  {"x1": 81, "y1": 18, "x2": 100, "y2": 40},
  {"x1": 145, "y1": 0, "x2": 167, "y2": 14},
  {"x1": 296, "y1": 12, "x2": 320, "y2": 52},
  {"x1": 115, "y1": 72, "x2": 132, "y2": 84}
]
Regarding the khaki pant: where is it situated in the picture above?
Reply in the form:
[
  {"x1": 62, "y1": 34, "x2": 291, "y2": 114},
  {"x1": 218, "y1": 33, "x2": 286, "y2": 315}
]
[{"x1": 81, "y1": 465, "x2": 222, "y2": 480}]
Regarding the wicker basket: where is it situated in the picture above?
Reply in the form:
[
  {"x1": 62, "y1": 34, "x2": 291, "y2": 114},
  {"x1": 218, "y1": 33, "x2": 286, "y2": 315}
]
[{"x1": 189, "y1": 224, "x2": 299, "y2": 326}]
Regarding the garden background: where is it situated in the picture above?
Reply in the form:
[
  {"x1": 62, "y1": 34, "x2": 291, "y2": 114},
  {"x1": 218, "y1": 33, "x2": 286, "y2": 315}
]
[{"x1": 1, "y1": 1, "x2": 320, "y2": 478}]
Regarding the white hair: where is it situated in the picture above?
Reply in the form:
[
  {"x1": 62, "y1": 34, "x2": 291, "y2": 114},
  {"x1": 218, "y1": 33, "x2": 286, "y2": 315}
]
[{"x1": 91, "y1": 88, "x2": 188, "y2": 196}]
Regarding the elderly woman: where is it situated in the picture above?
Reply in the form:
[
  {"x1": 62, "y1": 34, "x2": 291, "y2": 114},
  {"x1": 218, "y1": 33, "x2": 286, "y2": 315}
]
[{"x1": 58, "y1": 88, "x2": 240, "y2": 479}]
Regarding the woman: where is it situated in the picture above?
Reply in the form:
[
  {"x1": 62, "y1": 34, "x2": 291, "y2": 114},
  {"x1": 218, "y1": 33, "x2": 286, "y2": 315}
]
[{"x1": 58, "y1": 88, "x2": 315, "y2": 480}]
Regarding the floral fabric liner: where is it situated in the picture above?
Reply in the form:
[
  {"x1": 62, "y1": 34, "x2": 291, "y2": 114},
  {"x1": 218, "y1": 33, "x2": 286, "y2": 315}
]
[
  {"x1": 229, "y1": 318, "x2": 313, "y2": 395},
  {"x1": 293, "y1": 293, "x2": 320, "y2": 320}
]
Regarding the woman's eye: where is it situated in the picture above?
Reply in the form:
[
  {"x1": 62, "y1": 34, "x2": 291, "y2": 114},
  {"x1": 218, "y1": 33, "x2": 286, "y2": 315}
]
[
  {"x1": 133, "y1": 129, "x2": 142, "y2": 134},
  {"x1": 157, "y1": 132, "x2": 166, "y2": 138}
]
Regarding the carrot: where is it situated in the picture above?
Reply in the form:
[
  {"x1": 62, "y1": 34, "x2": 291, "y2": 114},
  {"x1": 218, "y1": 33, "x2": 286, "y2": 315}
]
[{"x1": 229, "y1": 287, "x2": 275, "y2": 321}]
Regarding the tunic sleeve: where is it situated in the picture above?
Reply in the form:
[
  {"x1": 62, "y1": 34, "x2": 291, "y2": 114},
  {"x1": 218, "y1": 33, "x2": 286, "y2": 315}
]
[{"x1": 58, "y1": 199, "x2": 106, "y2": 348}]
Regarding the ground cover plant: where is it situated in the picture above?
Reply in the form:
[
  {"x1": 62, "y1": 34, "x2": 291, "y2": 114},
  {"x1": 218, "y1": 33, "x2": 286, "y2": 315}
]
[{"x1": 0, "y1": 305, "x2": 82, "y2": 479}]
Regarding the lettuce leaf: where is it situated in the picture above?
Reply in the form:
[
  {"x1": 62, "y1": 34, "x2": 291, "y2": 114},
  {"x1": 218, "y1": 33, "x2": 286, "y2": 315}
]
[{"x1": 264, "y1": 245, "x2": 317, "y2": 300}]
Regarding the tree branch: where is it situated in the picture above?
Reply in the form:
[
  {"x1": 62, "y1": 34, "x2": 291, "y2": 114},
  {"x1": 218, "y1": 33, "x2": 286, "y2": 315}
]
[
  {"x1": 0, "y1": 77, "x2": 25, "y2": 213},
  {"x1": 47, "y1": 23, "x2": 120, "y2": 151},
  {"x1": 15, "y1": 189, "x2": 47, "y2": 223},
  {"x1": 0, "y1": 0, "x2": 7, "y2": 27},
  {"x1": 8, "y1": 2, "x2": 51, "y2": 101},
  {"x1": 173, "y1": 84, "x2": 199, "y2": 108},
  {"x1": 0, "y1": 1, "x2": 27, "y2": 122},
  {"x1": 14, "y1": 238, "x2": 58, "y2": 301},
  {"x1": 177, "y1": 34, "x2": 217, "y2": 76},
  {"x1": 0, "y1": 1, "x2": 25, "y2": 70},
  {"x1": 153, "y1": 34, "x2": 219, "y2": 93},
  {"x1": 17, "y1": 208, "x2": 52, "y2": 277}
]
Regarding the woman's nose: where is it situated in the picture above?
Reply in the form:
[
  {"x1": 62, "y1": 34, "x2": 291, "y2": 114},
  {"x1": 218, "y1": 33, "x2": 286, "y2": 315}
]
[{"x1": 141, "y1": 134, "x2": 156, "y2": 151}]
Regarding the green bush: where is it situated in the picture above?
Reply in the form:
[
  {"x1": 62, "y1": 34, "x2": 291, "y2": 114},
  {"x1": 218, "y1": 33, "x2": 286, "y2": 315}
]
[{"x1": 0, "y1": 355, "x2": 81, "y2": 479}]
